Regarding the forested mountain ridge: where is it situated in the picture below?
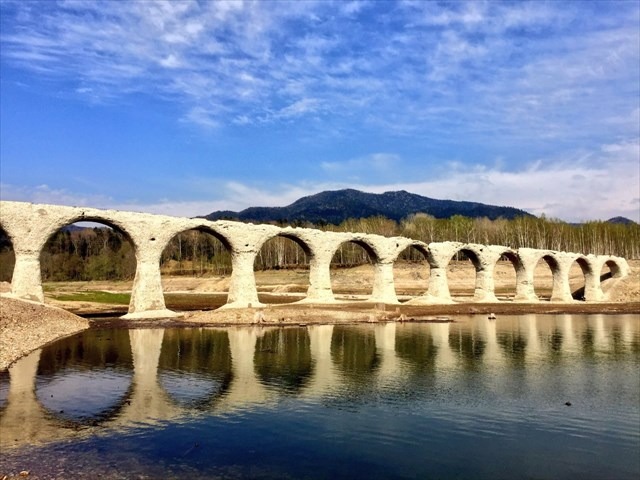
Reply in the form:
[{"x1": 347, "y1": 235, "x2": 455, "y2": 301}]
[{"x1": 204, "y1": 189, "x2": 533, "y2": 224}]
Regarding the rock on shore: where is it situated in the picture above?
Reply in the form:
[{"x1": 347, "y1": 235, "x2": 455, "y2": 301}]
[{"x1": 0, "y1": 297, "x2": 89, "y2": 370}]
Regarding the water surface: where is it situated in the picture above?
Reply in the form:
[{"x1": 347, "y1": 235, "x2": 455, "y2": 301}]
[{"x1": 1, "y1": 314, "x2": 638, "y2": 479}]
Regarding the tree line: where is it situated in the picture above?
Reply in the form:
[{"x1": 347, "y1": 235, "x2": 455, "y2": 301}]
[{"x1": 0, "y1": 214, "x2": 637, "y2": 282}]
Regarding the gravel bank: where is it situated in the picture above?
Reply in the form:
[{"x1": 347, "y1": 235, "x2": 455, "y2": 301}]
[{"x1": 0, "y1": 297, "x2": 89, "y2": 370}]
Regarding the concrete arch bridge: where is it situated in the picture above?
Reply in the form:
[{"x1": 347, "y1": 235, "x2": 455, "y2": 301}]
[{"x1": 0, "y1": 201, "x2": 629, "y2": 319}]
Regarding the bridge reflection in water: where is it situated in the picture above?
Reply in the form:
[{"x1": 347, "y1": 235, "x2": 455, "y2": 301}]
[{"x1": 1, "y1": 315, "x2": 638, "y2": 451}]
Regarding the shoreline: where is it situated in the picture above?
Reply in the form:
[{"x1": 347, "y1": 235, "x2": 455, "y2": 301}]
[{"x1": 2, "y1": 295, "x2": 638, "y2": 370}]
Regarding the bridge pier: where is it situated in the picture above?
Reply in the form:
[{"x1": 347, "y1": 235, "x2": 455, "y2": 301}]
[
  {"x1": 225, "y1": 250, "x2": 261, "y2": 308},
  {"x1": 407, "y1": 243, "x2": 457, "y2": 304},
  {"x1": 10, "y1": 250, "x2": 45, "y2": 303},
  {"x1": 304, "y1": 249, "x2": 335, "y2": 303},
  {"x1": 515, "y1": 249, "x2": 543, "y2": 302},
  {"x1": 550, "y1": 253, "x2": 577, "y2": 302},
  {"x1": 370, "y1": 261, "x2": 399, "y2": 304},
  {"x1": 123, "y1": 239, "x2": 179, "y2": 319},
  {"x1": 472, "y1": 246, "x2": 501, "y2": 302}
]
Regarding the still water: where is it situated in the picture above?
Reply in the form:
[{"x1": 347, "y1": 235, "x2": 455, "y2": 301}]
[{"x1": 1, "y1": 314, "x2": 639, "y2": 479}]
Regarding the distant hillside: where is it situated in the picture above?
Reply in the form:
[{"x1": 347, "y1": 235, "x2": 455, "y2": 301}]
[
  {"x1": 607, "y1": 216, "x2": 636, "y2": 225},
  {"x1": 205, "y1": 189, "x2": 533, "y2": 224}
]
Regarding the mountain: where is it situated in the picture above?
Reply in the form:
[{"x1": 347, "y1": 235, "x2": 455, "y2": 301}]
[
  {"x1": 606, "y1": 216, "x2": 636, "y2": 225},
  {"x1": 204, "y1": 189, "x2": 533, "y2": 224}
]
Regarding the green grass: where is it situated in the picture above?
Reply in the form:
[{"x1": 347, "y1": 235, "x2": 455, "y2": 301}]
[{"x1": 51, "y1": 291, "x2": 131, "y2": 305}]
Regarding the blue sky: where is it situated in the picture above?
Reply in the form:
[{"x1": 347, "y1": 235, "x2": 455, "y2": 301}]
[{"x1": 1, "y1": 0, "x2": 638, "y2": 222}]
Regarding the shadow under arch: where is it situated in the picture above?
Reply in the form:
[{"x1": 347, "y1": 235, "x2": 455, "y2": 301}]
[
  {"x1": 445, "y1": 246, "x2": 483, "y2": 302},
  {"x1": 254, "y1": 232, "x2": 312, "y2": 304},
  {"x1": 569, "y1": 257, "x2": 591, "y2": 301},
  {"x1": 157, "y1": 328, "x2": 233, "y2": 410},
  {"x1": 254, "y1": 327, "x2": 314, "y2": 394},
  {"x1": 330, "y1": 238, "x2": 379, "y2": 301},
  {"x1": 35, "y1": 329, "x2": 135, "y2": 427},
  {"x1": 495, "y1": 250, "x2": 525, "y2": 301},
  {"x1": 598, "y1": 258, "x2": 626, "y2": 299},
  {"x1": 161, "y1": 225, "x2": 233, "y2": 310},
  {"x1": 0, "y1": 224, "x2": 15, "y2": 285},
  {"x1": 393, "y1": 243, "x2": 430, "y2": 302}
]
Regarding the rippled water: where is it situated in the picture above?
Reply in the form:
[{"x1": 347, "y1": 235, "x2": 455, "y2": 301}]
[{"x1": 1, "y1": 314, "x2": 638, "y2": 479}]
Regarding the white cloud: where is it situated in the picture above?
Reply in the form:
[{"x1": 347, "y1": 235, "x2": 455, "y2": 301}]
[
  {"x1": 3, "y1": 140, "x2": 637, "y2": 222},
  {"x1": 1, "y1": 0, "x2": 636, "y2": 140}
]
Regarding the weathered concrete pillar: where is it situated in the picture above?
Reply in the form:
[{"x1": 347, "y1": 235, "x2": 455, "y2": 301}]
[
  {"x1": 124, "y1": 240, "x2": 178, "y2": 319},
  {"x1": 580, "y1": 256, "x2": 602, "y2": 302},
  {"x1": 472, "y1": 246, "x2": 502, "y2": 302},
  {"x1": 226, "y1": 250, "x2": 261, "y2": 308},
  {"x1": 423, "y1": 242, "x2": 458, "y2": 303},
  {"x1": 10, "y1": 249, "x2": 44, "y2": 303},
  {"x1": 370, "y1": 261, "x2": 399, "y2": 304},
  {"x1": 549, "y1": 253, "x2": 576, "y2": 302},
  {"x1": 515, "y1": 248, "x2": 544, "y2": 302},
  {"x1": 511, "y1": 249, "x2": 537, "y2": 302},
  {"x1": 305, "y1": 249, "x2": 335, "y2": 303}
]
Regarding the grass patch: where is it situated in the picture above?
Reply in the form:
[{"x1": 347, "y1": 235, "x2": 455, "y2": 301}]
[{"x1": 51, "y1": 291, "x2": 131, "y2": 305}]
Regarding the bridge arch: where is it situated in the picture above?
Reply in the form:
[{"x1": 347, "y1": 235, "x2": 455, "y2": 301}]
[
  {"x1": 40, "y1": 216, "x2": 138, "y2": 310},
  {"x1": 569, "y1": 256, "x2": 592, "y2": 301},
  {"x1": 393, "y1": 243, "x2": 430, "y2": 301},
  {"x1": 441, "y1": 244, "x2": 489, "y2": 302},
  {"x1": 532, "y1": 253, "x2": 562, "y2": 301},
  {"x1": 254, "y1": 232, "x2": 312, "y2": 304},
  {"x1": 160, "y1": 224, "x2": 234, "y2": 311},
  {"x1": 330, "y1": 237, "x2": 380, "y2": 301},
  {"x1": 493, "y1": 248, "x2": 527, "y2": 301}
]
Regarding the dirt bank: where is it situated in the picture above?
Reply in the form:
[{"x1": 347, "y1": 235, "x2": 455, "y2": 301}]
[{"x1": 0, "y1": 297, "x2": 89, "y2": 370}]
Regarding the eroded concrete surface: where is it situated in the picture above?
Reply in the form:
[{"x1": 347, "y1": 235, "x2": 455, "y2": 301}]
[{"x1": 0, "y1": 201, "x2": 629, "y2": 319}]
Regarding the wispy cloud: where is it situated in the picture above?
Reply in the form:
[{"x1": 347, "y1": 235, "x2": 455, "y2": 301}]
[
  {"x1": 3, "y1": 139, "x2": 637, "y2": 222},
  {"x1": 1, "y1": 0, "x2": 637, "y2": 142}
]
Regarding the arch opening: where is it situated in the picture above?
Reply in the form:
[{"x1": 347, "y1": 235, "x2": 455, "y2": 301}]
[
  {"x1": 40, "y1": 220, "x2": 136, "y2": 313},
  {"x1": 598, "y1": 259, "x2": 625, "y2": 300},
  {"x1": 330, "y1": 240, "x2": 377, "y2": 301},
  {"x1": 394, "y1": 244, "x2": 430, "y2": 302},
  {"x1": 0, "y1": 225, "x2": 15, "y2": 288},
  {"x1": 569, "y1": 258, "x2": 590, "y2": 301},
  {"x1": 254, "y1": 234, "x2": 311, "y2": 305},
  {"x1": 446, "y1": 248, "x2": 481, "y2": 302},
  {"x1": 161, "y1": 228, "x2": 232, "y2": 312},
  {"x1": 494, "y1": 252, "x2": 520, "y2": 301},
  {"x1": 533, "y1": 255, "x2": 559, "y2": 301}
]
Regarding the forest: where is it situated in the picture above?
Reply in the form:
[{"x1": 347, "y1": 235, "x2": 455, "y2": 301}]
[{"x1": 0, "y1": 214, "x2": 638, "y2": 282}]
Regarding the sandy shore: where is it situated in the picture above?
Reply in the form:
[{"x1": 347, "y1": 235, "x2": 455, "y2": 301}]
[{"x1": 0, "y1": 297, "x2": 89, "y2": 370}]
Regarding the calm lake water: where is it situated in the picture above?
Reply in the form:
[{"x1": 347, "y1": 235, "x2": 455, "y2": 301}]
[{"x1": 1, "y1": 314, "x2": 639, "y2": 479}]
